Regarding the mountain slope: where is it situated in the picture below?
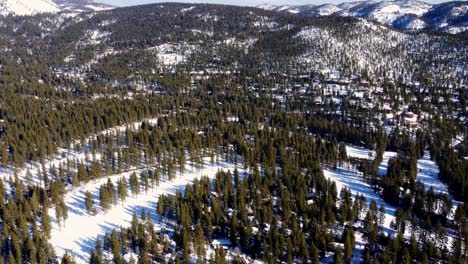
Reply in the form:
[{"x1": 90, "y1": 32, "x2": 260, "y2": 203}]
[
  {"x1": 338, "y1": 0, "x2": 432, "y2": 25},
  {"x1": 0, "y1": 0, "x2": 113, "y2": 16},
  {"x1": 53, "y1": 0, "x2": 114, "y2": 12},
  {"x1": 0, "y1": 3, "x2": 464, "y2": 264},
  {"x1": 0, "y1": 0, "x2": 59, "y2": 16},
  {"x1": 259, "y1": 0, "x2": 468, "y2": 34},
  {"x1": 423, "y1": 1, "x2": 468, "y2": 33}
]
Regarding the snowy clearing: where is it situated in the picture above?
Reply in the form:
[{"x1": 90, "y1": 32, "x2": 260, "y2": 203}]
[
  {"x1": 417, "y1": 151, "x2": 460, "y2": 209},
  {"x1": 323, "y1": 165, "x2": 396, "y2": 234},
  {"x1": 50, "y1": 158, "x2": 244, "y2": 263},
  {"x1": 417, "y1": 151, "x2": 445, "y2": 194},
  {"x1": 346, "y1": 145, "x2": 375, "y2": 160}
]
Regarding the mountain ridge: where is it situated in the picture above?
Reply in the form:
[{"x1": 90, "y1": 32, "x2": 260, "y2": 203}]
[
  {"x1": 53, "y1": 0, "x2": 114, "y2": 12},
  {"x1": 0, "y1": 0, "x2": 114, "y2": 16},
  {"x1": 0, "y1": 0, "x2": 59, "y2": 16},
  {"x1": 259, "y1": 0, "x2": 468, "y2": 34}
]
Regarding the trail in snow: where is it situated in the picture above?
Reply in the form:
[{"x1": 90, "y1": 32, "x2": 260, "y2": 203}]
[{"x1": 50, "y1": 157, "x2": 244, "y2": 263}]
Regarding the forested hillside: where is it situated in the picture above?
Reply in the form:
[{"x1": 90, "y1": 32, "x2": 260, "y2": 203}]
[{"x1": 0, "y1": 2, "x2": 465, "y2": 264}]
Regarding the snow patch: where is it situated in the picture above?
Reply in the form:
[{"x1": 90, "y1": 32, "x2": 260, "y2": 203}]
[
  {"x1": 323, "y1": 165, "x2": 396, "y2": 234},
  {"x1": 50, "y1": 158, "x2": 244, "y2": 262},
  {"x1": 0, "y1": 0, "x2": 59, "y2": 16}
]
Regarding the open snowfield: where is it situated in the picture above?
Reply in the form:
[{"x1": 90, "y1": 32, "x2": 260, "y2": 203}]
[
  {"x1": 417, "y1": 151, "x2": 460, "y2": 210},
  {"x1": 417, "y1": 151, "x2": 446, "y2": 194},
  {"x1": 0, "y1": 0, "x2": 59, "y2": 16},
  {"x1": 323, "y1": 146, "x2": 397, "y2": 234},
  {"x1": 346, "y1": 145, "x2": 375, "y2": 160},
  {"x1": 50, "y1": 158, "x2": 245, "y2": 262},
  {"x1": 323, "y1": 165, "x2": 396, "y2": 234}
]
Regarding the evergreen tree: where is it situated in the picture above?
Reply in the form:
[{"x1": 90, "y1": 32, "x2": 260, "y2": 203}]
[
  {"x1": 61, "y1": 253, "x2": 76, "y2": 264},
  {"x1": 85, "y1": 191, "x2": 94, "y2": 214},
  {"x1": 334, "y1": 248, "x2": 344, "y2": 264},
  {"x1": 41, "y1": 208, "x2": 51, "y2": 239},
  {"x1": 194, "y1": 221, "x2": 205, "y2": 264},
  {"x1": 111, "y1": 230, "x2": 121, "y2": 264}
]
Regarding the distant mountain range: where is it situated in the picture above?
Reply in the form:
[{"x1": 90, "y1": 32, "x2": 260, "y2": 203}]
[
  {"x1": 53, "y1": 0, "x2": 114, "y2": 12},
  {"x1": 0, "y1": 0, "x2": 113, "y2": 16},
  {"x1": 258, "y1": 0, "x2": 468, "y2": 34},
  {"x1": 0, "y1": 0, "x2": 466, "y2": 34}
]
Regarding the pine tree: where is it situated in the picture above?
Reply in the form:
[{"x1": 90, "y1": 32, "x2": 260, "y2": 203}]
[
  {"x1": 401, "y1": 248, "x2": 411, "y2": 264},
  {"x1": 37, "y1": 247, "x2": 48, "y2": 264},
  {"x1": 41, "y1": 207, "x2": 51, "y2": 239},
  {"x1": 1, "y1": 143, "x2": 8, "y2": 165},
  {"x1": 311, "y1": 242, "x2": 320, "y2": 264},
  {"x1": 89, "y1": 250, "x2": 99, "y2": 264},
  {"x1": 181, "y1": 227, "x2": 191, "y2": 264},
  {"x1": 8, "y1": 251, "x2": 16, "y2": 264},
  {"x1": 85, "y1": 191, "x2": 94, "y2": 214},
  {"x1": 96, "y1": 237, "x2": 104, "y2": 264},
  {"x1": 194, "y1": 221, "x2": 205, "y2": 264},
  {"x1": 61, "y1": 253, "x2": 76, "y2": 264},
  {"x1": 286, "y1": 237, "x2": 293, "y2": 264},
  {"x1": 378, "y1": 204, "x2": 386, "y2": 227},
  {"x1": 111, "y1": 230, "x2": 121, "y2": 264},
  {"x1": 344, "y1": 230, "x2": 354, "y2": 262},
  {"x1": 334, "y1": 248, "x2": 344, "y2": 264},
  {"x1": 141, "y1": 171, "x2": 149, "y2": 194},
  {"x1": 129, "y1": 172, "x2": 139, "y2": 197},
  {"x1": 55, "y1": 198, "x2": 68, "y2": 228},
  {"x1": 117, "y1": 178, "x2": 127, "y2": 205},
  {"x1": 214, "y1": 246, "x2": 226, "y2": 264},
  {"x1": 11, "y1": 234, "x2": 21, "y2": 264}
]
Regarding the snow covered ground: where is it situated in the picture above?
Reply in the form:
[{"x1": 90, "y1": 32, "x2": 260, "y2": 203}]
[
  {"x1": 323, "y1": 146, "x2": 463, "y2": 262},
  {"x1": 417, "y1": 151, "x2": 445, "y2": 194},
  {"x1": 323, "y1": 165, "x2": 396, "y2": 234},
  {"x1": 324, "y1": 147, "x2": 397, "y2": 233},
  {"x1": 378, "y1": 151, "x2": 398, "y2": 176},
  {"x1": 346, "y1": 145, "x2": 375, "y2": 160},
  {"x1": 0, "y1": 0, "x2": 59, "y2": 16},
  {"x1": 417, "y1": 151, "x2": 460, "y2": 209},
  {"x1": 0, "y1": 117, "x2": 159, "y2": 187},
  {"x1": 50, "y1": 158, "x2": 244, "y2": 263}
]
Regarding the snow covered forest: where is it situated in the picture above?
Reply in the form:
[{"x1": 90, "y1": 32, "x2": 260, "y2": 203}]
[{"x1": 0, "y1": 1, "x2": 465, "y2": 264}]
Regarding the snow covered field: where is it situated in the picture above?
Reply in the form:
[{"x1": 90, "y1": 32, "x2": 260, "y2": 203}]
[
  {"x1": 346, "y1": 145, "x2": 375, "y2": 160},
  {"x1": 416, "y1": 151, "x2": 460, "y2": 210},
  {"x1": 417, "y1": 151, "x2": 446, "y2": 194},
  {"x1": 323, "y1": 166, "x2": 396, "y2": 234},
  {"x1": 50, "y1": 158, "x2": 244, "y2": 262},
  {"x1": 0, "y1": 0, "x2": 59, "y2": 16}
]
